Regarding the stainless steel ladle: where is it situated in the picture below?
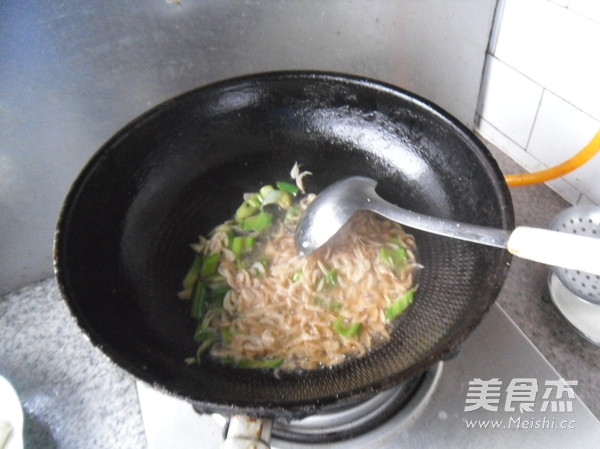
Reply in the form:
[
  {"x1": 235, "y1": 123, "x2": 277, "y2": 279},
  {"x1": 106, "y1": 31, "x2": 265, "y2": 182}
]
[{"x1": 294, "y1": 176, "x2": 600, "y2": 274}]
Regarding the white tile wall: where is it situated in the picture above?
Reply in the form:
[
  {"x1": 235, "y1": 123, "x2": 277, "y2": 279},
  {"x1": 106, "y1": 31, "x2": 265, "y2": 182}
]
[
  {"x1": 569, "y1": 0, "x2": 600, "y2": 23},
  {"x1": 477, "y1": 0, "x2": 600, "y2": 205},
  {"x1": 549, "y1": 0, "x2": 569, "y2": 8},
  {"x1": 479, "y1": 56, "x2": 543, "y2": 147},
  {"x1": 495, "y1": 0, "x2": 600, "y2": 121},
  {"x1": 528, "y1": 91, "x2": 600, "y2": 203}
]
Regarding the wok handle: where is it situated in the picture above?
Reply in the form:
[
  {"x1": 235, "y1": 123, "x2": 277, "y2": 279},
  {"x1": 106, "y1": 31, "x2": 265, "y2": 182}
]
[
  {"x1": 507, "y1": 226, "x2": 600, "y2": 274},
  {"x1": 221, "y1": 415, "x2": 273, "y2": 449}
]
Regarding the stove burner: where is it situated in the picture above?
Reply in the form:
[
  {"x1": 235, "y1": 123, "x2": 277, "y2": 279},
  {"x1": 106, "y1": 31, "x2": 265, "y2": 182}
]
[{"x1": 271, "y1": 363, "x2": 441, "y2": 444}]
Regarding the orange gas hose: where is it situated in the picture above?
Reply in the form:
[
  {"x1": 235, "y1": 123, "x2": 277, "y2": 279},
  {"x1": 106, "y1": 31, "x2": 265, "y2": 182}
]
[{"x1": 504, "y1": 129, "x2": 600, "y2": 187}]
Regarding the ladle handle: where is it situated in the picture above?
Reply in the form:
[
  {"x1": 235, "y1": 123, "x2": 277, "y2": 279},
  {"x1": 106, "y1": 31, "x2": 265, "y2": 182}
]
[
  {"x1": 372, "y1": 198, "x2": 511, "y2": 248},
  {"x1": 373, "y1": 196, "x2": 600, "y2": 274},
  {"x1": 221, "y1": 415, "x2": 272, "y2": 449},
  {"x1": 507, "y1": 226, "x2": 600, "y2": 274}
]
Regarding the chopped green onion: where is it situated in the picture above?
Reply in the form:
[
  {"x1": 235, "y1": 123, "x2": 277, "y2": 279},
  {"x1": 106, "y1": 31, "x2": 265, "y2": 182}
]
[
  {"x1": 244, "y1": 236, "x2": 255, "y2": 251},
  {"x1": 313, "y1": 296, "x2": 326, "y2": 308},
  {"x1": 222, "y1": 327, "x2": 233, "y2": 345},
  {"x1": 278, "y1": 191, "x2": 293, "y2": 208},
  {"x1": 329, "y1": 301, "x2": 343, "y2": 311},
  {"x1": 231, "y1": 236, "x2": 245, "y2": 259},
  {"x1": 284, "y1": 205, "x2": 302, "y2": 223},
  {"x1": 385, "y1": 290, "x2": 414, "y2": 321},
  {"x1": 241, "y1": 211, "x2": 273, "y2": 231},
  {"x1": 291, "y1": 270, "x2": 303, "y2": 282},
  {"x1": 276, "y1": 181, "x2": 300, "y2": 196},
  {"x1": 204, "y1": 275, "x2": 224, "y2": 286},
  {"x1": 211, "y1": 286, "x2": 230, "y2": 305},
  {"x1": 193, "y1": 337, "x2": 216, "y2": 364},
  {"x1": 201, "y1": 253, "x2": 220, "y2": 278},
  {"x1": 259, "y1": 184, "x2": 275, "y2": 200},
  {"x1": 260, "y1": 189, "x2": 284, "y2": 208},
  {"x1": 324, "y1": 269, "x2": 339, "y2": 288},
  {"x1": 313, "y1": 296, "x2": 342, "y2": 311},
  {"x1": 194, "y1": 325, "x2": 216, "y2": 343},
  {"x1": 191, "y1": 282, "x2": 210, "y2": 319},
  {"x1": 236, "y1": 358, "x2": 284, "y2": 369},
  {"x1": 379, "y1": 243, "x2": 408, "y2": 268},
  {"x1": 231, "y1": 235, "x2": 255, "y2": 259},
  {"x1": 235, "y1": 199, "x2": 259, "y2": 222},
  {"x1": 245, "y1": 193, "x2": 262, "y2": 208},
  {"x1": 332, "y1": 316, "x2": 361, "y2": 338},
  {"x1": 182, "y1": 255, "x2": 202, "y2": 289},
  {"x1": 259, "y1": 189, "x2": 293, "y2": 209},
  {"x1": 226, "y1": 230, "x2": 236, "y2": 247}
]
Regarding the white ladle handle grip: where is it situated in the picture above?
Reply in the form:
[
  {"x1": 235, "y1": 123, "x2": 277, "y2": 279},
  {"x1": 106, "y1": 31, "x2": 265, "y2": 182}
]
[
  {"x1": 507, "y1": 226, "x2": 600, "y2": 274},
  {"x1": 221, "y1": 415, "x2": 272, "y2": 449}
]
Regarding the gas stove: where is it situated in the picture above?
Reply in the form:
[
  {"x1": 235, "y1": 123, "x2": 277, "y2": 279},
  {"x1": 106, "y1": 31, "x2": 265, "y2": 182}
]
[{"x1": 137, "y1": 304, "x2": 600, "y2": 448}]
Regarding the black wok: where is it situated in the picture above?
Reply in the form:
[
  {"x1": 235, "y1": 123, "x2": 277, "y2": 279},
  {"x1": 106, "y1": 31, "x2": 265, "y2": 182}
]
[{"x1": 54, "y1": 71, "x2": 514, "y2": 420}]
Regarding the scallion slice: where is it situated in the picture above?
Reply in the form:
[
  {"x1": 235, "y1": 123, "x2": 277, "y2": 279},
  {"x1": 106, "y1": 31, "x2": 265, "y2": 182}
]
[
  {"x1": 379, "y1": 243, "x2": 408, "y2": 268},
  {"x1": 241, "y1": 211, "x2": 273, "y2": 231},
  {"x1": 201, "y1": 253, "x2": 220, "y2": 278},
  {"x1": 236, "y1": 358, "x2": 284, "y2": 369},
  {"x1": 235, "y1": 200, "x2": 259, "y2": 222},
  {"x1": 385, "y1": 289, "x2": 414, "y2": 320},
  {"x1": 324, "y1": 269, "x2": 339, "y2": 288},
  {"x1": 276, "y1": 181, "x2": 300, "y2": 196},
  {"x1": 182, "y1": 255, "x2": 202, "y2": 290},
  {"x1": 260, "y1": 189, "x2": 284, "y2": 208},
  {"x1": 291, "y1": 270, "x2": 302, "y2": 282},
  {"x1": 332, "y1": 316, "x2": 361, "y2": 338},
  {"x1": 191, "y1": 282, "x2": 210, "y2": 319},
  {"x1": 231, "y1": 236, "x2": 245, "y2": 259}
]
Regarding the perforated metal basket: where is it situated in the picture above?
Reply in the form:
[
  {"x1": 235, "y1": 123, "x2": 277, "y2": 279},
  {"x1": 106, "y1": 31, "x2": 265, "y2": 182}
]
[{"x1": 549, "y1": 205, "x2": 600, "y2": 304}]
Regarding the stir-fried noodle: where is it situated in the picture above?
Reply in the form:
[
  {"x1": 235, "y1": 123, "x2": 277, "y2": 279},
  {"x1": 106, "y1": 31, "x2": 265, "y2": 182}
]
[{"x1": 180, "y1": 178, "x2": 418, "y2": 370}]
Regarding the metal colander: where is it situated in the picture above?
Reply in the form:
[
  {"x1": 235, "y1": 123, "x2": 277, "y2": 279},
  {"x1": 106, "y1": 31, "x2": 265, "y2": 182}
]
[{"x1": 549, "y1": 205, "x2": 600, "y2": 304}]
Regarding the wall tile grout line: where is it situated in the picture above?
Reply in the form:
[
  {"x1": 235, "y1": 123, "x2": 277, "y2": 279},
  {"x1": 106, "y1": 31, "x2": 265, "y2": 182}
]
[
  {"x1": 490, "y1": 54, "x2": 544, "y2": 93},
  {"x1": 478, "y1": 117, "x2": 526, "y2": 154},
  {"x1": 487, "y1": 0, "x2": 507, "y2": 55},
  {"x1": 525, "y1": 88, "x2": 547, "y2": 151},
  {"x1": 567, "y1": 4, "x2": 600, "y2": 25}
]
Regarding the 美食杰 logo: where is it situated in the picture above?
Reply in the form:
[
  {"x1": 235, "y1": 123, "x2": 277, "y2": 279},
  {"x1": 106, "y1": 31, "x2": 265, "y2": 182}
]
[{"x1": 463, "y1": 378, "x2": 578, "y2": 430}]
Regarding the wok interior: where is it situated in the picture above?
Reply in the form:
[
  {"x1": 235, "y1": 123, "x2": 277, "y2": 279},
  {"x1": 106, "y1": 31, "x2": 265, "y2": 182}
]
[{"x1": 55, "y1": 72, "x2": 513, "y2": 416}]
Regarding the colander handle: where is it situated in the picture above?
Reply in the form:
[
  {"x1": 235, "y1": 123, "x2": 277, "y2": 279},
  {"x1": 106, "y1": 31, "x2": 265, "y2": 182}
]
[{"x1": 507, "y1": 226, "x2": 600, "y2": 274}]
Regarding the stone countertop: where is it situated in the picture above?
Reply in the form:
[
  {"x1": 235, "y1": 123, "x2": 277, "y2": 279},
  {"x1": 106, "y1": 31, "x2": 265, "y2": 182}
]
[
  {"x1": 0, "y1": 142, "x2": 599, "y2": 449},
  {"x1": 0, "y1": 280, "x2": 146, "y2": 449}
]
